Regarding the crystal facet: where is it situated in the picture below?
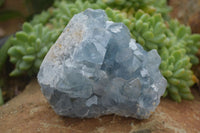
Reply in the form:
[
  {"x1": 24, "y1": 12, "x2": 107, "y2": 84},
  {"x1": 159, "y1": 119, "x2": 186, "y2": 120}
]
[{"x1": 38, "y1": 9, "x2": 167, "y2": 119}]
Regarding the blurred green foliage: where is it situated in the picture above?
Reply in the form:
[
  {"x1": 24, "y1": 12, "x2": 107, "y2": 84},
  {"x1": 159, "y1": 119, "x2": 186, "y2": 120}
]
[
  {"x1": 0, "y1": 88, "x2": 3, "y2": 105},
  {"x1": 25, "y1": 0, "x2": 55, "y2": 13},
  {"x1": 0, "y1": 0, "x2": 4, "y2": 7},
  {"x1": 0, "y1": 10, "x2": 23, "y2": 21},
  {"x1": 0, "y1": 0, "x2": 55, "y2": 22}
]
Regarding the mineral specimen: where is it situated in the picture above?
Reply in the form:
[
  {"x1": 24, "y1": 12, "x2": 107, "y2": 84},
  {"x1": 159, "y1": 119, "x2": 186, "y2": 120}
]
[{"x1": 37, "y1": 9, "x2": 167, "y2": 119}]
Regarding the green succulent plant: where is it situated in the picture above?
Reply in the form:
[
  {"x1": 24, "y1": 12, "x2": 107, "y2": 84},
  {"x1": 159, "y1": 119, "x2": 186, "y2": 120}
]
[
  {"x1": 30, "y1": 10, "x2": 52, "y2": 25},
  {"x1": 2, "y1": 0, "x2": 200, "y2": 102},
  {"x1": 50, "y1": 0, "x2": 107, "y2": 29},
  {"x1": 30, "y1": 0, "x2": 171, "y2": 28},
  {"x1": 7, "y1": 23, "x2": 58, "y2": 76},
  {"x1": 167, "y1": 20, "x2": 200, "y2": 64},
  {"x1": 160, "y1": 46, "x2": 194, "y2": 102},
  {"x1": 102, "y1": 0, "x2": 171, "y2": 18}
]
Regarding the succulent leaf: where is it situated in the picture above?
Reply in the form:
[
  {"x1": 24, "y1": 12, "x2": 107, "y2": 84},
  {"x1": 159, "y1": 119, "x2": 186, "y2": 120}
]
[{"x1": 8, "y1": 23, "x2": 57, "y2": 76}]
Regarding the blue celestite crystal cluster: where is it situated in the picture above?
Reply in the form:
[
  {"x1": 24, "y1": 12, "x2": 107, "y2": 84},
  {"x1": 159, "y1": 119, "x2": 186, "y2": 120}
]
[{"x1": 37, "y1": 9, "x2": 167, "y2": 119}]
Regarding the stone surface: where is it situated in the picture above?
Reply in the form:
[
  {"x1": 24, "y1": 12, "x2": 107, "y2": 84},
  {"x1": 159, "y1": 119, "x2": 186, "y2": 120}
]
[
  {"x1": 37, "y1": 9, "x2": 167, "y2": 119},
  {"x1": 0, "y1": 79, "x2": 200, "y2": 133}
]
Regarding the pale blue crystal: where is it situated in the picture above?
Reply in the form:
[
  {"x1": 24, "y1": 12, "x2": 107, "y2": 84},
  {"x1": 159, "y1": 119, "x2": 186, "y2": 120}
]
[{"x1": 37, "y1": 9, "x2": 167, "y2": 119}]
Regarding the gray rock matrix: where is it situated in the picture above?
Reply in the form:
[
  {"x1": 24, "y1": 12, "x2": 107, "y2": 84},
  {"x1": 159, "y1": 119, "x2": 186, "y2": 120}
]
[{"x1": 38, "y1": 9, "x2": 167, "y2": 119}]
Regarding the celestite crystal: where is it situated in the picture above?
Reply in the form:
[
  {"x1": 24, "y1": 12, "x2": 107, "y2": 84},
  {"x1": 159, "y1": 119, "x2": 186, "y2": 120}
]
[{"x1": 37, "y1": 9, "x2": 167, "y2": 119}]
